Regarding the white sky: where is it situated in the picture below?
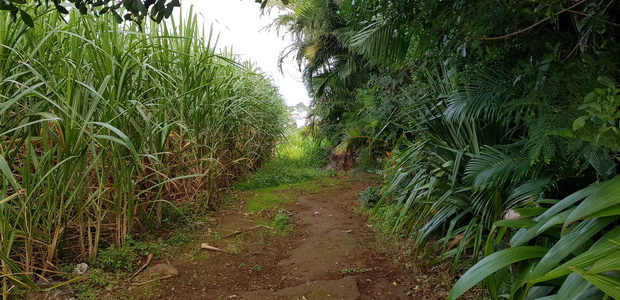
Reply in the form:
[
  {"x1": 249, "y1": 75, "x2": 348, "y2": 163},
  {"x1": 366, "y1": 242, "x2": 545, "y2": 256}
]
[{"x1": 180, "y1": 0, "x2": 310, "y2": 106}]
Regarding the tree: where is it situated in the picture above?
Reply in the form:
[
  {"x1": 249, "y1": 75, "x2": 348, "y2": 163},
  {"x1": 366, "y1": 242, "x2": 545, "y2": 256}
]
[{"x1": 0, "y1": 0, "x2": 180, "y2": 27}]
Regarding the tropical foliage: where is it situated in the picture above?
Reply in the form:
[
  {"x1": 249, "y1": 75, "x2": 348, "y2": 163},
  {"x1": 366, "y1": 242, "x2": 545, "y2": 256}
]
[
  {"x1": 1, "y1": 0, "x2": 180, "y2": 26},
  {"x1": 276, "y1": 0, "x2": 620, "y2": 298},
  {"x1": 0, "y1": 7, "x2": 286, "y2": 296}
]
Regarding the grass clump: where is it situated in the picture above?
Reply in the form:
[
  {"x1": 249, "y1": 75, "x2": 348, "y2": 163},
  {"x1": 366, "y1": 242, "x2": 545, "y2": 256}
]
[
  {"x1": 251, "y1": 265, "x2": 263, "y2": 273},
  {"x1": 237, "y1": 163, "x2": 321, "y2": 189},
  {"x1": 94, "y1": 235, "x2": 173, "y2": 272},
  {"x1": 161, "y1": 203, "x2": 199, "y2": 229},
  {"x1": 271, "y1": 210, "x2": 293, "y2": 232}
]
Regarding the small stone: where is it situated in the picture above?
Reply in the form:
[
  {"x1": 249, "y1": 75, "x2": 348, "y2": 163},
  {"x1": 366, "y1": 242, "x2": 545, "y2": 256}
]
[
  {"x1": 142, "y1": 263, "x2": 179, "y2": 278},
  {"x1": 73, "y1": 263, "x2": 88, "y2": 274}
]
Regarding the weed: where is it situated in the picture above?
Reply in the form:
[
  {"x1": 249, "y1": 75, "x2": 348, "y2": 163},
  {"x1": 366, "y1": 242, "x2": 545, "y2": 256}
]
[
  {"x1": 359, "y1": 186, "x2": 381, "y2": 208},
  {"x1": 126, "y1": 236, "x2": 168, "y2": 258},
  {"x1": 161, "y1": 204, "x2": 197, "y2": 229},
  {"x1": 271, "y1": 211, "x2": 293, "y2": 232},
  {"x1": 228, "y1": 244, "x2": 244, "y2": 255},
  {"x1": 167, "y1": 232, "x2": 192, "y2": 246},
  {"x1": 95, "y1": 246, "x2": 137, "y2": 272},
  {"x1": 339, "y1": 268, "x2": 373, "y2": 275},
  {"x1": 251, "y1": 265, "x2": 263, "y2": 272},
  {"x1": 74, "y1": 269, "x2": 109, "y2": 300}
]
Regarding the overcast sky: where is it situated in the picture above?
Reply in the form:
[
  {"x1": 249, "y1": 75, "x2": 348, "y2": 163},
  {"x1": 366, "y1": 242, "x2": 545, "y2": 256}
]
[{"x1": 180, "y1": 0, "x2": 310, "y2": 106}]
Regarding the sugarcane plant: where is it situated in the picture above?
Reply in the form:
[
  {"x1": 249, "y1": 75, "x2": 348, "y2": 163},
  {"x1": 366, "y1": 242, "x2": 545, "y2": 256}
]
[{"x1": 0, "y1": 6, "x2": 287, "y2": 297}]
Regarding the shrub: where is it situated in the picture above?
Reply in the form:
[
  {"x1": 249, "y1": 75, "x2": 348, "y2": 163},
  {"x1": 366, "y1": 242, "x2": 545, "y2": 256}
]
[
  {"x1": 168, "y1": 232, "x2": 192, "y2": 246},
  {"x1": 95, "y1": 246, "x2": 137, "y2": 272}
]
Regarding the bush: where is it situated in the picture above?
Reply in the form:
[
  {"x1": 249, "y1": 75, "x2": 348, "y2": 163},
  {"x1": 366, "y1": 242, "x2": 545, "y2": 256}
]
[
  {"x1": 95, "y1": 246, "x2": 137, "y2": 272},
  {"x1": 127, "y1": 236, "x2": 167, "y2": 258}
]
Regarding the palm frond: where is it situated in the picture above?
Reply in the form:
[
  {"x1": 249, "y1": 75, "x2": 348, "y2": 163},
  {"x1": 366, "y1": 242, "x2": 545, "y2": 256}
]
[
  {"x1": 346, "y1": 18, "x2": 411, "y2": 66},
  {"x1": 465, "y1": 146, "x2": 533, "y2": 191}
]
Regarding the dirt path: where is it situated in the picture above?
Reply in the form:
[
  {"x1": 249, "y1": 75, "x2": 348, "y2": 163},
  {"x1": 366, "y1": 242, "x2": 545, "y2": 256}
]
[{"x1": 110, "y1": 174, "x2": 451, "y2": 300}]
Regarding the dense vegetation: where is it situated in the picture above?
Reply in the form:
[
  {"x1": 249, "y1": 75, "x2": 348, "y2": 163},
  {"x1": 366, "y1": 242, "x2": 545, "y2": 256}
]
[
  {"x1": 0, "y1": 7, "x2": 286, "y2": 296},
  {"x1": 235, "y1": 128, "x2": 331, "y2": 190},
  {"x1": 276, "y1": 0, "x2": 620, "y2": 298}
]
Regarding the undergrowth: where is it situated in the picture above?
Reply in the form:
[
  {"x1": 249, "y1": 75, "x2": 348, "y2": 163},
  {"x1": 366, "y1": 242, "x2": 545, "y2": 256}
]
[{"x1": 235, "y1": 128, "x2": 330, "y2": 190}]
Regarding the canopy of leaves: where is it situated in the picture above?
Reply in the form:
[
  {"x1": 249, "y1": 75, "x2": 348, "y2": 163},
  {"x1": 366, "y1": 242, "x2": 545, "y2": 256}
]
[{"x1": 0, "y1": 0, "x2": 180, "y2": 26}]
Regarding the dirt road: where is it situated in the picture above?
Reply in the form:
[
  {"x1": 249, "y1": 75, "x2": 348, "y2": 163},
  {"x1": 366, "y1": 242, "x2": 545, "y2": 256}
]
[{"x1": 109, "y1": 174, "x2": 450, "y2": 300}]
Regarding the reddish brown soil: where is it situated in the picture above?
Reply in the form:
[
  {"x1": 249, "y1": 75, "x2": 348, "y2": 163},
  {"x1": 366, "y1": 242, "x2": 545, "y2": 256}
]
[{"x1": 106, "y1": 174, "x2": 453, "y2": 300}]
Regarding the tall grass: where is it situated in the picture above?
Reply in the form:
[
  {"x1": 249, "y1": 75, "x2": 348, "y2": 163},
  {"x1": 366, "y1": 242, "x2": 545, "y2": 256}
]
[{"x1": 0, "y1": 7, "x2": 287, "y2": 296}]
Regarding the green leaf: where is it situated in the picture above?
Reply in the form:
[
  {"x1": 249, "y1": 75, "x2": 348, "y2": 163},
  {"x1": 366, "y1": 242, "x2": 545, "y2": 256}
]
[
  {"x1": 447, "y1": 246, "x2": 549, "y2": 300},
  {"x1": 0, "y1": 155, "x2": 21, "y2": 191},
  {"x1": 573, "y1": 269, "x2": 620, "y2": 299},
  {"x1": 526, "y1": 217, "x2": 613, "y2": 280},
  {"x1": 598, "y1": 76, "x2": 616, "y2": 89},
  {"x1": 0, "y1": 4, "x2": 19, "y2": 11},
  {"x1": 565, "y1": 176, "x2": 620, "y2": 225},
  {"x1": 54, "y1": 4, "x2": 69, "y2": 14},
  {"x1": 530, "y1": 227, "x2": 620, "y2": 283},
  {"x1": 556, "y1": 273, "x2": 591, "y2": 299},
  {"x1": 573, "y1": 115, "x2": 588, "y2": 131},
  {"x1": 588, "y1": 203, "x2": 620, "y2": 218},
  {"x1": 19, "y1": 9, "x2": 33, "y2": 27},
  {"x1": 493, "y1": 219, "x2": 537, "y2": 228},
  {"x1": 113, "y1": 11, "x2": 123, "y2": 23},
  {"x1": 588, "y1": 250, "x2": 620, "y2": 273}
]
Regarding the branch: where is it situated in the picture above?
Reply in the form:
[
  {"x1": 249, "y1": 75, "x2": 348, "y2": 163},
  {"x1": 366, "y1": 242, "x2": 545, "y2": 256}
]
[{"x1": 476, "y1": 0, "x2": 587, "y2": 41}]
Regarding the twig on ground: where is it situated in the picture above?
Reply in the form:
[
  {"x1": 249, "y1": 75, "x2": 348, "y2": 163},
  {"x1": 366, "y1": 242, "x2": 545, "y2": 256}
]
[
  {"x1": 224, "y1": 224, "x2": 275, "y2": 238},
  {"x1": 129, "y1": 253, "x2": 153, "y2": 281}
]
